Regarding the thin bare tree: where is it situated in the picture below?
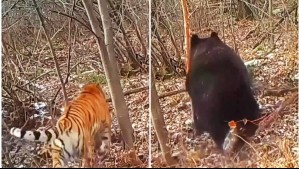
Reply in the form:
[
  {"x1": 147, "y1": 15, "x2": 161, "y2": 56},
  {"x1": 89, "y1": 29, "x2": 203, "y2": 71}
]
[
  {"x1": 150, "y1": 69, "x2": 176, "y2": 166},
  {"x1": 32, "y1": 0, "x2": 68, "y2": 103},
  {"x1": 269, "y1": 0, "x2": 274, "y2": 47},
  {"x1": 82, "y1": 0, "x2": 135, "y2": 153},
  {"x1": 180, "y1": 0, "x2": 190, "y2": 74}
]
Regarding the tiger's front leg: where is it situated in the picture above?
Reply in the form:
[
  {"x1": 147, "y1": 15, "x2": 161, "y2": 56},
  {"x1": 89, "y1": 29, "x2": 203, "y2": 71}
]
[
  {"x1": 82, "y1": 136, "x2": 96, "y2": 168},
  {"x1": 51, "y1": 139, "x2": 67, "y2": 168},
  {"x1": 99, "y1": 126, "x2": 111, "y2": 161},
  {"x1": 82, "y1": 155, "x2": 95, "y2": 168},
  {"x1": 93, "y1": 126, "x2": 111, "y2": 167}
]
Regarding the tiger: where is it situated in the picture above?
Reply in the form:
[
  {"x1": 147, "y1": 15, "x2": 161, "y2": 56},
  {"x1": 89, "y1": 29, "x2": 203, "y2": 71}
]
[{"x1": 10, "y1": 83, "x2": 112, "y2": 168}]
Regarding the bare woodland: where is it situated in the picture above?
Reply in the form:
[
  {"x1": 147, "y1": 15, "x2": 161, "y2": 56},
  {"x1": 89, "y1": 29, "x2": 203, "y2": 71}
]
[
  {"x1": 2, "y1": 0, "x2": 148, "y2": 168},
  {"x1": 151, "y1": 0, "x2": 298, "y2": 168},
  {"x1": 1, "y1": 0, "x2": 299, "y2": 168}
]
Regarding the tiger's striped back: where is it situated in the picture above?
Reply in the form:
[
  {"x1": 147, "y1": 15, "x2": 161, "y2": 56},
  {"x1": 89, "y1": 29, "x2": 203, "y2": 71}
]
[{"x1": 10, "y1": 83, "x2": 112, "y2": 168}]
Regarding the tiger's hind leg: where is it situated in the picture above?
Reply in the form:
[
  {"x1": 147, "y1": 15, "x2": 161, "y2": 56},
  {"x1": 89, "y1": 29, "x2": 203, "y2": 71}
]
[
  {"x1": 82, "y1": 134, "x2": 96, "y2": 168},
  {"x1": 94, "y1": 126, "x2": 111, "y2": 165}
]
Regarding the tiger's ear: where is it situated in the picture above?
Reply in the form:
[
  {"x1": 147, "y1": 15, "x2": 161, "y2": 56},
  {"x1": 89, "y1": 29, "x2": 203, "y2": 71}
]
[{"x1": 79, "y1": 83, "x2": 84, "y2": 88}]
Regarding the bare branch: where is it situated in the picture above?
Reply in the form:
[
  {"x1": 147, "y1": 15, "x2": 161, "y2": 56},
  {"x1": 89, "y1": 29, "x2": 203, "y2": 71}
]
[
  {"x1": 2, "y1": 0, "x2": 22, "y2": 18},
  {"x1": 32, "y1": 0, "x2": 68, "y2": 103}
]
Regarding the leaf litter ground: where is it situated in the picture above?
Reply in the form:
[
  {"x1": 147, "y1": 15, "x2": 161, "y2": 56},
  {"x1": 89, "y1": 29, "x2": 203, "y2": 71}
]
[
  {"x1": 152, "y1": 20, "x2": 298, "y2": 168},
  {"x1": 2, "y1": 72, "x2": 149, "y2": 168}
]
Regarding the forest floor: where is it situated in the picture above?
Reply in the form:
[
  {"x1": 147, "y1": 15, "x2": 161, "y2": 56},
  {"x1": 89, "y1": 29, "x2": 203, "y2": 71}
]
[
  {"x1": 152, "y1": 19, "x2": 298, "y2": 168},
  {"x1": 2, "y1": 61, "x2": 149, "y2": 168}
]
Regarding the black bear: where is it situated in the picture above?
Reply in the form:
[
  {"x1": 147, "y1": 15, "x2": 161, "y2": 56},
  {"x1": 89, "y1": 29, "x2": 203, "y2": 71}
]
[{"x1": 186, "y1": 32, "x2": 261, "y2": 154}]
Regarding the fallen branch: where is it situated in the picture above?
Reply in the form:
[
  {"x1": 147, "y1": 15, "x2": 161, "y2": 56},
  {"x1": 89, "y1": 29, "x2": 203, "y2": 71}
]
[
  {"x1": 263, "y1": 87, "x2": 297, "y2": 96},
  {"x1": 159, "y1": 88, "x2": 186, "y2": 99},
  {"x1": 241, "y1": 23, "x2": 260, "y2": 41},
  {"x1": 258, "y1": 92, "x2": 298, "y2": 132},
  {"x1": 122, "y1": 86, "x2": 148, "y2": 96},
  {"x1": 106, "y1": 86, "x2": 148, "y2": 102}
]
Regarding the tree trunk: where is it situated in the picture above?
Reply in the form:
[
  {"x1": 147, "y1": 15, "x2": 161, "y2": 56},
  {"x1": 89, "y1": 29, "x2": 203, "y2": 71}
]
[
  {"x1": 269, "y1": 0, "x2": 274, "y2": 48},
  {"x1": 150, "y1": 69, "x2": 177, "y2": 166},
  {"x1": 82, "y1": 0, "x2": 135, "y2": 150},
  {"x1": 236, "y1": 0, "x2": 254, "y2": 20},
  {"x1": 295, "y1": 5, "x2": 298, "y2": 25},
  {"x1": 180, "y1": 0, "x2": 191, "y2": 75}
]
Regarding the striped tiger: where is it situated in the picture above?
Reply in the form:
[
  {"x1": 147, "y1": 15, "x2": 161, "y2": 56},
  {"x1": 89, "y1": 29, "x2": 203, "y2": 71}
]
[{"x1": 10, "y1": 83, "x2": 112, "y2": 168}]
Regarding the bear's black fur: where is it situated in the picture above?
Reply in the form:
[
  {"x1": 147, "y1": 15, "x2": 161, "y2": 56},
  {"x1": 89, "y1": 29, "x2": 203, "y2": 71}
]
[{"x1": 186, "y1": 32, "x2": 261, "y2": 153}]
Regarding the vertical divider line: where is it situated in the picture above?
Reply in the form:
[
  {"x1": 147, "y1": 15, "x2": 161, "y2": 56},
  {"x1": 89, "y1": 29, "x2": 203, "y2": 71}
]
[
  {"x1": 0, "y1": 1, "x2": 2, "y2": 167},
  {"x1": 298, "y1": 4, "x2": 299, "y2": 164},
  {"x1": 148, "y1": 0, "x2": 152, "y2": 168}
]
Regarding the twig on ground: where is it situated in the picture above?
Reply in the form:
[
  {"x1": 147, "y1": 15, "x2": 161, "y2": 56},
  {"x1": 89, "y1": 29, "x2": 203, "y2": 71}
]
[
  {"x1": 258, "y1": 92, "x2": 298, "y2": 132},
  {"x1": 159, "y1": 88, "x2": 186, "y2": 99},
  {"x1": 106, "y1": 86, "x2": 148, "y2": 102},
  {"x1": 263, "y1": 87, "x2": 297, "y2": 96}
]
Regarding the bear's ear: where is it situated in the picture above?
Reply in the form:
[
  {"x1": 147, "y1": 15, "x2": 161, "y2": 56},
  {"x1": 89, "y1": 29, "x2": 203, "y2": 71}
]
[
  {"x1": 210, "y1": 31, "x2": 218, "y2": 38},
  {"x1": 191, "y1": 34, "x2": 200, "y2": 46},
  {"x1": 210, "y1": 31, "x2": 221, "y2": 41}
]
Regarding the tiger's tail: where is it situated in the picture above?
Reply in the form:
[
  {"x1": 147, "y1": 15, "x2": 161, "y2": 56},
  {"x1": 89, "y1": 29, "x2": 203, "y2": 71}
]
[{"x1": 10, "y1": 126, "x2": 58, "y2": 143}]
